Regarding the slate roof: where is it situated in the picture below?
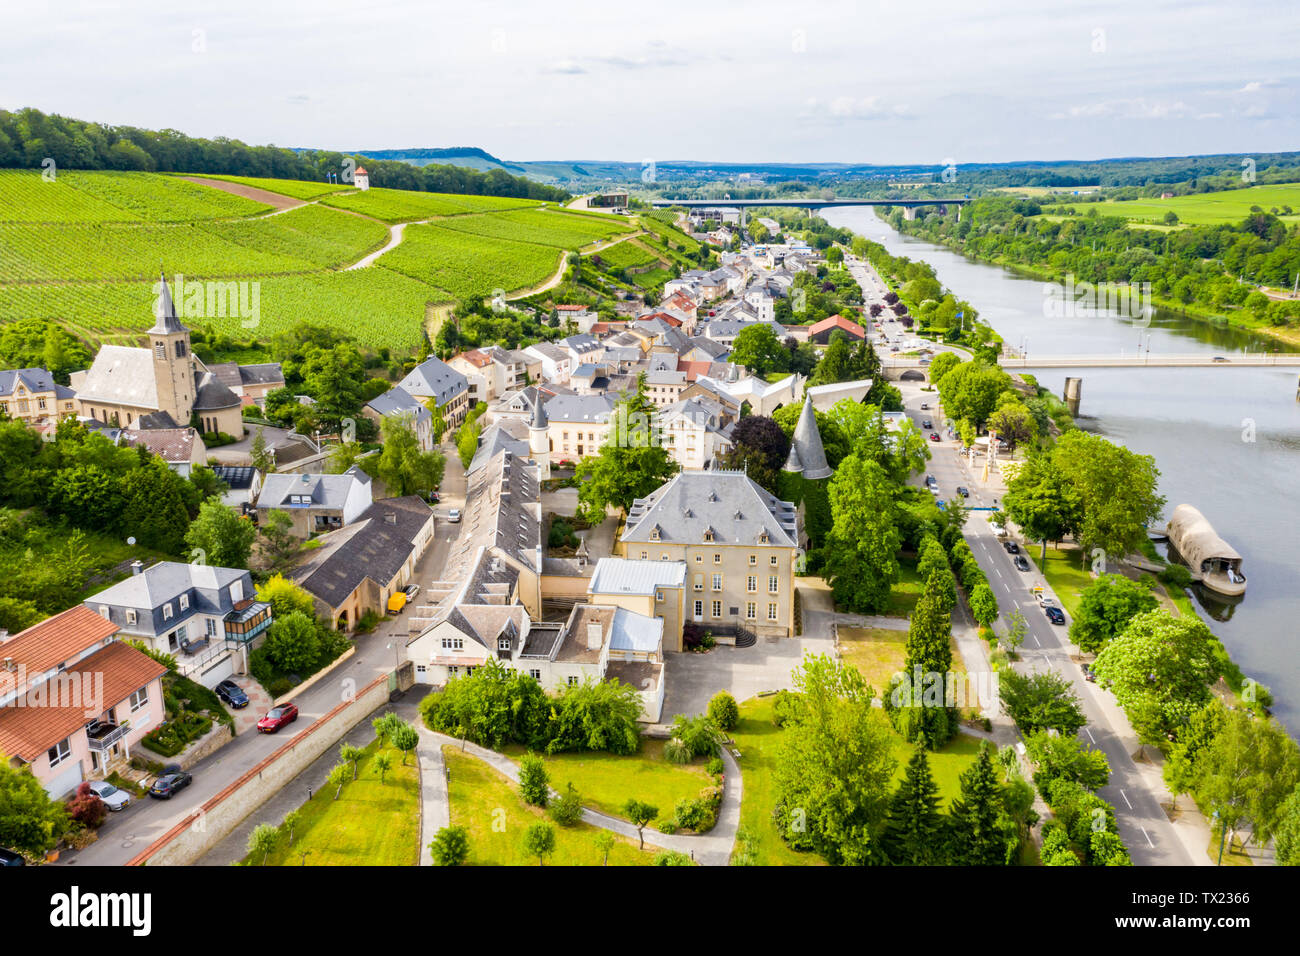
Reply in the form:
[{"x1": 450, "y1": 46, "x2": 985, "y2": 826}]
[
  {"x1": 785, "y1": 397, "x2": 833, "y2": 479},
  {"x1": 75, "y1": 345, "x2": 159, "y2": 409},
  {"x1": 193, "y1": 370, "x2": 241, "y2": 411},
  {"x1": 149, "y1": 271, "x2": 185, "y2": 335},
  {"x1": 544, "y1": 393, "x2": 615, "y2": 424},
  {"x1": 397, "y1": 356, "x2": 470, "y2": 407},
  {"x1": 366, "y1": 385, "x2": 432, "y2": 424},
  {"x1": 257, "y1": 468, "x2": 369, "y2": 510},
  {"x1": 0, "y1": 367, "x2": 62, "y2": 398},
  {"x1": 622, "y1": 470, "x2": 798, "y2": 547},
  {"x1": 290, "y1": 496, "x2": 435, "y2": 608},
  {"x1": 90, "y1": 562, "x2": 248, "y2": 611}
]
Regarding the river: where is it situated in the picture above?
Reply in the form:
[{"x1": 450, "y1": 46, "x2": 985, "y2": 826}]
[{"x1": 821, "y1": 207, "x2": 1300, "y2": 735}]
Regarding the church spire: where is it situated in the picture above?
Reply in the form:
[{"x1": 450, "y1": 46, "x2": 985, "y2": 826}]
[{"x1": 150, "y1": 270, "x2": 186, "y2": 335}]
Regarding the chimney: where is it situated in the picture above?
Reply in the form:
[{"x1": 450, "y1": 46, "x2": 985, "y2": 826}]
[
  {"x1": 2, "y1": 657, "x2": 14, "y2": 673},
  {"x1": 586, "y1": 621, "x2": 604, "y2": 651},
  {"x1": 384, "y1": 512, "x2": 397, "y2": 524},
  {"x1": 130, "y1": 560, "x2": 144, "y2": 576}
]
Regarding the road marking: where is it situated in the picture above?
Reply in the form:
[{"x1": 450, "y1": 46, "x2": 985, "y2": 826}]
[
  {"x1": 1119, "y1": 788, "x2": 1133, "y2": 810},
  {"x1": 1139, "y1": 825, "x2": 1154, "y2": 848},
  {"x1": 995, "y1": 567, "x2": 1004, "y2": 580},
  {"x1": 1031, "y1": 631, "x2": 1040, "y2": 648},
  {"x1": 1084, "y1": 727, "x2": 1096, "y2": 745}
]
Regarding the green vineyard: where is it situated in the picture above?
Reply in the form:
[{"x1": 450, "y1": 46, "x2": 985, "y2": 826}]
[
  {"x1": 435, "y1": 207, "x2": 633, "y2": 249},
  {"x1": 186, "y1": 174, "x2": 355, "y2": 201},
  {"x1": 379, "y1": 223, "x2": 563, "y2": 299},
  {"x1": 0, "y1": 170, "x2": 269, "y2": 224},
  {"x1": 320, "y1": 186, "x2": 544, "y2": 223}
]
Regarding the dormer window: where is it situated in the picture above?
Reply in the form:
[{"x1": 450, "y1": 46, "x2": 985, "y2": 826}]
[
  {"x1": 703, "y1": 527, "x2": 715, "y2": 542},
  {"x1": 126, "y1": 609, "x2": 138, "y2": 626},
  {"x1": 179, "y1": 594, "x2": 189, "y2": 611},
  {"x1": 649, "y1": 525, "x2": 661, "y2": 542},
  {"x1": 758, "y1": 530, "x2": 770, "y2": 544},
  {"x1": 498, "y1": 636, "x2": 511, "y2": 652},
  {"x1": 162, "y1": 603, "x2": 173, "y2": 620}
]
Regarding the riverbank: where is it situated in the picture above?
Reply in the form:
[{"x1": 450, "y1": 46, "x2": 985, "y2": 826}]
[{"x1": 892, "y1": 223, "x2": 1300, "y2": 351}]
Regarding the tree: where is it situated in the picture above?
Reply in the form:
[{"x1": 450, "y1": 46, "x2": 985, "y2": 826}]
[
  {"x1": 1025, "y1": 731, "x2": 1111, "y2": 792},
  {"x1": 263, "y1": 611, "x2": 322, "y2": 674},
  {"x1": 256, "y1": 574, "x2": 316, "y2": 621},
  {"x1": 549, "y1": 677, "x2": 643, "y2": 755},
  {"x1": 390, "y1": 721, "x2": 419, "y2": 765},
  {"x1": 184, "y1": 498, "x2": 256, "y2": 569},
  {"x1": 250, "y1": 426, "x2": 275, "y2": 475},
  {"x1": 429, "y1": 825, "x2": 470, "y2": 866},
  {"x1": 969, "y1": 581, "x2": 998, "y2": 628},
  {"x1": 281, "y1": 809, "x2": 302, "y2": 846},
  {"x1": 594, "y1": 830, "x2": 616, "y2": 865},
  {"x1": 521, "y1": 821, "x2": 556, "y2": 865},
  {"x1": 718, "y1": 415, "x2": 789, "y2": 496},
  {"x1": 1092, "y1": 610, "x2": 1220, "y2": 746},
  {"x1": 773, "y1": 655, "x2": 897, "y2": 864},
  {"x1": 670, "y1": 713, "x2": 722, "y2": 758},
  {"x1": 1002, "y1": 454, "x2": 1083, "y2": 561},
  {"x1": 998, "y1": 669, "x2": 1087, "y2": 736},
  {"x1": 948, "y1": 743, "x2": 1017, "y2": 865},
  {"x1": 258, "y1": 509, "x2": 300, "y2": 569},
  {"x1": 1050, "y1": 430, "x2": 1165, "y2": 565},
  {"x1": 519, "y1": 752, "x2": 550, "y2": 807},
  {"x1": 622, "y1": 799, "x2": 659, "y2": 850},
  {"x1": 67, "y1": 782, "x2": 107, "y2": 828},
  {"x1": 0, "y1": 759, "x2": 67, "y2": 857},
  {"x1": 730, "y1": 323, "x2": 790, "y2": 376},
  {"x1": 707, "y1": 691, "x2": 740, "y2": 732},
  {"x1": 340, "y1": 743, "x2": 364, "y2": 781},
  {"x1": 372, "y1": 751, "x2": 392, "y2": 784},
  {"x1": 456, "y1": 418, "x2": 480, "y2": 470},
  {"x1": 328, "y1": 762, "x2": 349, "y2": 800},
  {"x1": 1275, "y1": 787, "x2": 1300, "y2": 866},
  {"x1": 986, "y1": 403, "x2": 1037, "y2": 450},
  {"x1": 245, "y1": 822, "x2": 279, "y2": 865},
  {"x1": 883, "y1": 746, "x2": 947, "y2": 864},
  {"x1": 574, "y1": 384, "x2": 677, "y2": 523},
  {"x1": 1069, "y1": 574, "x2": 1160, "y2": 653},
  {"x1": 927, "y1": 350, "x2": 961, "y2": 386},
  {"x1": 1002, "y1": 609, "x2": 1028, "y2": 657},
  {"x1": 549, "y1": 783, "x2": 584, "y2": 826},
  {"x1": 375, "y1": 412, "x2": 446, "y2": 497},
  {"x1": 119, "y1": 460, "x2": 191, "y2": 554},
  {"x1": 823, "y1": 455, "x2": 900, "y2": 614},
  {"x1": 373, "y1": 711, "x2": 403, "y2": 747}
]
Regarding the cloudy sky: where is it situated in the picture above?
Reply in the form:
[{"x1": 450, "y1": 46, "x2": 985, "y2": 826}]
[{"x1": 3, "y1": 0, "x2": 1298, "y2": 165}]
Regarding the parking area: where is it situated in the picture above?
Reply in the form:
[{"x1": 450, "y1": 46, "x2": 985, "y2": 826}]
[{"x1": 659, "y1": 633, "x2": 833, "y2": 719}]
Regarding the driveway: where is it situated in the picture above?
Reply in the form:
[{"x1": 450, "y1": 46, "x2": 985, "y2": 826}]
[{"x1": 660, "y1": 634, "x2": 832, "y2": 719}]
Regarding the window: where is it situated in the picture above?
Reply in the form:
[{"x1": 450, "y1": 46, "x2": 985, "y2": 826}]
[
  {"x1": 162, "y1": 603, "x2": 173, "y2": 620},
  {"x1": 154, "y1": 342, "x2": 165, "y2": 360},
  {"x1": 747, "y1": 576, "x2": 757, "y2": 592},
  {"x1": 749, "y1": 554, "x2": 757, "y2": 566},
  {"x1": 712, "y1": 574, "x2": 722, "y2": 591},
  {"x1": 694, "y1": 555, "x2": 703, "y2": 563},
  {"x1": 768, "y1": 603, "x2": 778, "y2": 621},
  {"x1": 179, "y1": 594, "x2": 189, "y2": 611},
  {"x1": 129, "y1": 687, "x2": 149, "y2": 712},
  {"x1": 746, "y1": 602, "x2": 756, "y2": 620},
  {"x1": 529, "y1": 669, "x2": 541, "y2": 681},
  {"x1": 655, "y1": 590, "x2": 665, "y2": 603},
  {"x1": 567, "y1": 675, "x2": 580, "y2": 687},
  {"x1": 441, "y1": 636, "x2": 464, "y2": 651},
  {"x1": 771, "y1": 555, "x2": 779, "y2": 566},
  {"x1": 448, "y1": 665, "x2": 460, "y2": 676},
  {"x1": 712, "y1": 600, "x2": 722, "y2": 617},
  {"x1": 714, "y1": 553, "x2": 722, "y2": 564},
  {"x1": 125, "y1": 609, "x2": 137, "y2": 626},
  {"x1": 498, "y1": 637, "x2": 511, "y2": 652},
  {"x1": 206, "y1": 618, "x2": 217, "y2": 638},
  {"x1": 693, "y1": 573, "x2": 704, "y2": 591},
  {"x1": 693, "y1": 600, "x2": 703, "y2": 618},
  {"x1": 640, "y1": 551, "x2": 648, "y2": 560},
  {"x1": 769, "y1": 575, "x2": 779, "y2": 593},
  {"x1": 48, "y1": 738, "x2": 71, "y2": 768},
  {"x1": 661, "y1": 553, "x2": 669, "y2": 561}
]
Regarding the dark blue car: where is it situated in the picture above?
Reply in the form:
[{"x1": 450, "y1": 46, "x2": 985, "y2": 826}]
[
  {"x1": 1045, "y1": 606, "x2": 1066, "y2": 625},
  {"x1": 215, "y1": 679, "x2": 248, "y2": 709}
]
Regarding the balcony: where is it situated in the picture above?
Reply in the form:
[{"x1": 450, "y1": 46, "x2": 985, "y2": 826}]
[{"x1": 86, "y1": 719, "x2": 131, "y2": 752}]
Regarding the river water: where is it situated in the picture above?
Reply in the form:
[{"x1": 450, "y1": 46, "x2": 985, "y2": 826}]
[{"x1": 822, "y1": 207, "x2": 1300, "y2": 735}]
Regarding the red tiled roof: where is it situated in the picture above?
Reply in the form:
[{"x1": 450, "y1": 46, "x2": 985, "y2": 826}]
[
  {"x1": 0, "y1": 640, "x2": 167, "y2": 761},
  {"x1": 807, "y1": 315, "x2": 865, "y2": 337},
  {"x1": 454, "y1": 350, "x2": 492, "y2": 368},
  {"x1": 0, "y1": 606, "x2": 120, "y2": 699}
]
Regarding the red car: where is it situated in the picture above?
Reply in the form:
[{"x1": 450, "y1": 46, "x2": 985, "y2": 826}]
[
  {"x1": 257, "y1": 702, "x2": 299, "y2": 733},
  {"x1": 929, "y1": 433, "x2": 941, "y2": 442}
]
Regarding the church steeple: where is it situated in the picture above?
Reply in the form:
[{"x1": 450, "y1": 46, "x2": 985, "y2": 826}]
[
  {"x1": 150, "y1": 270, "x2": 188, "y2": 335},
  {"x1": 149, "y1": 270, "x2": 194, "y2": 425}
]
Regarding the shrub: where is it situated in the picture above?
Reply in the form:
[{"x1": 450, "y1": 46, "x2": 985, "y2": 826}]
[
  {"x1": 549, "y1": 783, "x2": 584, "y2": 826},
  {"x1": 429, "y1": 825, "x2": 470, "y2": 866},
  {"x1": 662, "y1": 737, "x2": 691, "y2": 765},
  {"x1": 772, "y1": 689, "x2": 802, "y2": 728},
  {"x1": 671, "y1": 714, "x2": 721, "y2": 759},
  {"x1": 653, "y1": 850, "x2": 693, "y2": 866},
  {"x1": 705, "y1": 757, "x2": 724, "y2": 777},
  {"x1": 518, "y1": 752, "x2": 550, "y2": 807},
  {"x1": 67, "y1": 783, "x2": 107, "y2": 828},
  {"x1": 707, "y1": 690, "x2": 739, "y2": 732},
  {"x1": 1159, "y1": 564, "x2": 1193, "y2": 589}
]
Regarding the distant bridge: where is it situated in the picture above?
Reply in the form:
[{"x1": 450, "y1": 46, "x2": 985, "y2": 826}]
[
  {"x1": 883, "y1": 354, "x2": 1300, "y2": 370},
  {"x1": 650, "y1": 196, "x2": 970, "y2": 221}
]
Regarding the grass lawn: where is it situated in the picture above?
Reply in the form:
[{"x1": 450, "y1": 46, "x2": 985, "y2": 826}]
[
  {"x1": 887, "y1": 561, "x2": 925, "y2": 617},
  {"x1": 501, "y1": 739, "x2": 712, "y2": 824},
  {"x1": 731, "y1": 695, "x2": 983, "y2": 865},
  {"x1": 244, "y1": 739, "x2": 420, "y2": 866},
  {"x1": 1036, "y1": 546, "x2": 1094, "y2": 618},
  {"x1": 444, "y1": 748, "x2": 658, "y2": 865},
  {"x1": 1207, "y1": 832, "x2": 1253, "y2": 866},
  {"x1": 838, "y1": 627, "x2": 909, "y2": 693}
]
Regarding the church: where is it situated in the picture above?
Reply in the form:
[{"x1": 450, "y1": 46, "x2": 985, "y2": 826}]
[{"x1": 71, "y1": 273, "x2": 255, "y2": 438}]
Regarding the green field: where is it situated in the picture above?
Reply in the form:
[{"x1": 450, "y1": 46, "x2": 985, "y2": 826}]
[
  {"x1": 0, "y1": 171, "x2": 629, "y2": 349},
  {"x1": 1052, "y1": 183, "x2": 1300, "y2": 226},
  {"x1": 444, "y1": 748, "x2": 657, "y2": 865},
  {"x1": 639, "y1": 213, "x2": 701, "y2": 253},
  {"x1": 184, "y1": 173, "x2": 354, "y2": 201},
  {"x1": 592, "y1": 240, "x2": 662, "y2": 270},
  {"x1": 320, "y1": 185, "x2": 544, "y2": 223}
]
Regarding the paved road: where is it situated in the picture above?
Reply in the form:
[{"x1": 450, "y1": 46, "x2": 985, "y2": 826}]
[
  {"x1": 58, "y1": 516, "x2": 464, "y2": 867},
  {"x1": 896, "y1": 380, "x2": 1200, "y2": 866}
]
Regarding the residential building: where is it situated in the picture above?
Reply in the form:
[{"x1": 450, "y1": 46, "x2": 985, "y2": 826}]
[
  {"x1": 644, "y1": 368, "x2": 688, "y2": 407},
  {"x1": 204, "y1": 361, "x2": 285, "y2": 409},
  {"x1": 587, "y1": 557, "x2": 686, "y2": 653},
  {"x1": 396, "y1": 356, "x2": 470, "y2": 429},
  {"x1": 364, "y1": 386, "x2": 435, "y2": 451},
  {"x1": 86, "y1": 561, "x2": 272, "y2": 688},
  {"x1": 543, "y1": 393, "x2": 616, "y2": 460},
  {"x1": 0, "y1": 606, "x2": 168, "y2": 797},
  {"x1": 807, "y1": 314, "x2": 866, "y2": 344},
  {"x1": 255, "y1": 467, "x2": 374, "y2": 537},
  {"x1": 523, "y1": 341, "x2": 573, "y2": 384},
  {"x1": 289, "y1": 496, "x2": 436, "y2": 630},
  {"x1": 620, "y1": 469, "x2": 800, "y2": 637},
  {"x1": 658, "y1": 397, "x2": 735, "y2": 471},
  {"x1": 0, "y1": 367, "x2": 77, "y2": 431},
  {"x1": 121, "y1": 426, "x2": 206, "y2": 476}
]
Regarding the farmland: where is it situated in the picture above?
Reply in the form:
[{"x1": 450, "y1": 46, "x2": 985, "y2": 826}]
[
  {"x1": 590, "y1": 239, "x2": 661, "y2": 270},
  {"x1": 1050, "y1": 183, "x2": 1300, "y2": 226},
  {"x1": 186, "y1": 174, "x2": 354, "y2": 201},
  {"x1": 0, "y1": 171, "x2": 654, "y2": 350},
  {"x1": 639, "y1": 213, "x2": 701, "y2": 253},
  {"x1": 320, "y1": 185, "x2": 544, "y2": 223}
]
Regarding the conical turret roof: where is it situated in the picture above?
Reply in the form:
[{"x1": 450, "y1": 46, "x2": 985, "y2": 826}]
[
  {"x1": 530, "y1": 391, "x2": 548, "y2": 429},
  {"x1": 786, "y1": 396, "x2": 832, "y2": 479},
  {"x1": 150, "y1": 270, "x2": 187, "y2": 335}
]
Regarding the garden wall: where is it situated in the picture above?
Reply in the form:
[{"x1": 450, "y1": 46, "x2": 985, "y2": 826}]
[{"x1": 127, "y1": 672, "x2": 393, "y2": 866}]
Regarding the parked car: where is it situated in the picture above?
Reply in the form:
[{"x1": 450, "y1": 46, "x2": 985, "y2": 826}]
[
  {"x1": 1212, "y1": 356, "x2": 1229, "y2": 363},
  {"x1": 1081, "y1": 662, "x2": 1097, "y2": 682},
  {"x1": 921, "y1": 420, "x2": 932, "y2": 429},
  {"x1": 1038, "y1": 593, "x2": 1058, "y2": 609},
  {"x1": 1014, "y1": 555, "x2": 1031, "y2": 572},
  {"x1": 920, "y1": 403, "x2": 930, "y2": 410},
  {"x1": 0, "y1": 848, "x2": 25, "y2": 866},
  {"x1": 1045, "y1": 606, "x2": 1066, "y2": 625},
  {"x1": 988, "y1": 516, "x2": 1006, "y2": 536},
  {"x1": 446, "y1": 508, "x2": 462, "y2": 523},
  {"x1": 925, "y1": 474, "x2": 936, "y2": 486},
  {"x1": 148, "y1": 770, "x2": 193, "y2": 800},
  {"x1": 215, "y1": 679, "x2": 249, "y2": 709},
  {"x1": 258, "y1": 702, "x2": 300, "y2": 734},
  {"x1": 1003, "y1": 540, "x2": 1020, "y2": 554},
  {"x1": 929, "y1": 433, "x2": 941, "y2": 442},
  {"x1": 404, "y1": 584, "x2": 421, "y2": 601},
  {"x1": 86, "y1": 779, "x2": 131, "y2": 812},
  {"x1": 956, "y1": 486, "x2": 970, "y2": 498}
]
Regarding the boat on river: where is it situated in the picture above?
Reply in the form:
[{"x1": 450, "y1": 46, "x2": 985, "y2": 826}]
[{"x1": 1165, "y1": 504, "x2": 1247, "y2": 597}]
